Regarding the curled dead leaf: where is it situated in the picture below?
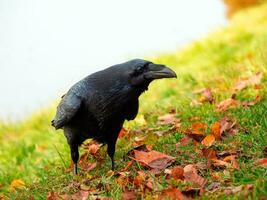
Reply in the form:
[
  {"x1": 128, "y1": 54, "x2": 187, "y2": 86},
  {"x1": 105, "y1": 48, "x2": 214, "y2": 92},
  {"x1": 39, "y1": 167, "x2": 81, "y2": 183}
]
[
  {"x1": 234, "y1": 72, "x2": 263, "y2": 91},
  {"x1": 185, "y1": 122, "x2": 207, "y2": 142},
  {"x1": 216, "y1": 97, "x2": 239, "y2": 112},
  {"x1": 242, "y1": 95, "x2": 262, "y2": 107},
  {"x1": 131, "y1": 150, "x2": 175, "y2": 170},
  {"x1": 183, "y1": 164, "x2": 207, "y2": 188},
  {"x1": 211, "y1": 122, "x2": 221, "y2": 140}
]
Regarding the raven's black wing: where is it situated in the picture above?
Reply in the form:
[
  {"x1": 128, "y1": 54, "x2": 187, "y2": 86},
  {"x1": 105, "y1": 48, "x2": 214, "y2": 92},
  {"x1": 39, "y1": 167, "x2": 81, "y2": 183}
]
[{"x1": 52, "y1": 93, "x2": 82, "y2": 129}]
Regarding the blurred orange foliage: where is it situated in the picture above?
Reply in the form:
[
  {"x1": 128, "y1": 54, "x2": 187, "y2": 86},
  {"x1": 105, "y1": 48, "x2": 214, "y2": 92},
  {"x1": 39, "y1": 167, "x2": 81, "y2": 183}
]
[{"x1": 223, "y1": 0, "x2": 263, "y2": 17}]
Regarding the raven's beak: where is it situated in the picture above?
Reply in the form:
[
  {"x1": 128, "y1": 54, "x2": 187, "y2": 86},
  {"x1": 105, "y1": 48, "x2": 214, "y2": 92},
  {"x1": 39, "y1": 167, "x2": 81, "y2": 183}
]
[{"x1": 144, "y1": 64, "x2": 177, "y2": 80}]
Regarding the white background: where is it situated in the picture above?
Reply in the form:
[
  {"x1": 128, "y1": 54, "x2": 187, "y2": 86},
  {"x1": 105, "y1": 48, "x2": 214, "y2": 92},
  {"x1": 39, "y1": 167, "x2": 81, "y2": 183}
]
[{"x1": 0, "y1": 0, "x2": 226, "y2": 120}]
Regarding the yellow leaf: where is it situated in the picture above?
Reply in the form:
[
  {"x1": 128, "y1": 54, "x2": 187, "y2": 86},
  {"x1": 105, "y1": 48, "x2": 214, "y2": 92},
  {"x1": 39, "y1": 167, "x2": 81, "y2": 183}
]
[
  {"x1": 134, "y1": 114, "x2": 147, "y2": 126},
  {"x1": 10, "y1": 179, "x2": 25, "y2": 189}
]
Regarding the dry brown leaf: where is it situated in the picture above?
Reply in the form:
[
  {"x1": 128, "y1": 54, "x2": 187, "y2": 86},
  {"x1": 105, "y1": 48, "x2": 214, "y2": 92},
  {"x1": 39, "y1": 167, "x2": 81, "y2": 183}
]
[
  {"x1": 132, "y1": 150, "x2": 175, "y2": 170},
  {"x1": 219, "y1": 117, "x2": 237, "y2": 134},
  {"x1": 121, "y1": 190, "x2": 137, "y2": 200},
  {"x1": 201, "y1": 134, "x2": 215, "y2": 147},
  {"x1": 171, "y1": 166, "x2": 184, "y2": 180},
  {"x1": 157, "y1": 114, "x2": 180, "y2": 126},
  {"x1": 159, "y1": 188, "x2": 184, "y2": 200},
  {"x1": 202, "y1": 148, "x2": 217, "y2": 160},
  {"x1": 234, "y1": 72, "x2": 263, "y2": 91},
  {"x1": 242, "y1": 95, "x2": 262, "y2": 107},
  {"x1": 133, "y1": 171, "x2": 146, "y2": 188},
  {"x1": 255, "y1": 158, "x2": 267, "y2": 167},
  {"x1": 200, "y1": 88, "x2": 214, "y2": 103},
  {"x1": 183, "y1": 164, "x2": 207, "y2": 188},
  {"x1": 223, "y1": 155, "x2": 240, "y2": 169},
  {"x1": 116, "y1": 173, "x2": 129, "y2": 188},
  {"x1": 211, "y1": 122, "x2": 222, "y2": 140},
  {"x1": 47, "y1": 192, "x2": 61, "y2": 200},
  {"x1": 10, "y1": 179, "x2": 25, "y2": 190},
  {"x1": 60, "y1": 190, "x2": 90, "y2": 200},
  {"x1": 216, "y1": 97, "x2": 239, "y2": 112},
  {"x1": 211, "y1": 159, "x2": 232, "y2": 168},
  {"x1": 185, "y1": 122, "x2": 207, "y2": 142},
  {"x1": 80, "y1": 162, "x2": 97, "y2": 172}
]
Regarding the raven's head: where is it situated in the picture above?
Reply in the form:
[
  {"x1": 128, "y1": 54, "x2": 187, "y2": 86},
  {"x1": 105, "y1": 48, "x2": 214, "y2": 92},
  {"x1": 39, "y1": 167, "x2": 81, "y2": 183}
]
[{"x1": 126, "y1": 59, "x2": 177, "y2": 87}]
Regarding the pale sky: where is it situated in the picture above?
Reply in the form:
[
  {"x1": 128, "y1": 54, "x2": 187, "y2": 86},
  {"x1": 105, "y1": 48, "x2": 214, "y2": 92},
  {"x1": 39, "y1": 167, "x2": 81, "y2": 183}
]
[{"x1": 0, "y1": 0, "x2": 226, "y2": 120}]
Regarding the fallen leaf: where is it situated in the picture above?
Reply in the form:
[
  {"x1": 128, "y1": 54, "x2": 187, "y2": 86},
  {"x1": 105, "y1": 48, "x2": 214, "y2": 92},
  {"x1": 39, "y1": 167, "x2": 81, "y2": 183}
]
[
  {"x1": 159, "y1": 188, "x2": 183, "y2": 200},
  {"x1": 242, "y1": 95, "x2": 262, "y2": 107},
  {"x1": 211, "y1": 122, "x2": 222, "y2": 140},
  {"x1": 202, "y1": 148, "x2": 217, "y2": 160},
  {"x1": 201, "y1": 134, "x2": 215, "y2": 147},
  {"x1": 223, "y1": 155, "x2": 240, "y2": 169},
  {"x1": 183, "y1": 164, "x2": 206, "y2": 188},
  {"x1": 80, "y1": 162, "x2": 97, "y2": 172},
  {"x1": 10, "y1": 179, "x2": 25, "y2": 190},
  {"x1": 47, "y1": 192, "x2": 61, "y2": 200},
  {"x1": 185, "y1": 122, "x2": 207, "y2": 142},
  {"x1": 219, "y1": 117, "x2": 237, "y2": 134},
  {"x1": 87, "y1": 143, "x2": 101, "y2": 155},
  {"x1": 171, "y1": 166, "x2": 184, "y2": 180},
  {"x1": 121, "y1": 190, "x2": 137, "y2": 200},
  {"x1": 116, "y1": 173, "x2": 129, "y2": 188},
  {"x1": 118, "y1": 128, "x2": 127, "y2": 139},
  {"x1": 255, "y1": 158, "x2": 267, "y2": 167},
  {"x1": 211, "y1": 159, "x2": 232, "y2": 168},
  {"x1": 157, "y1": 114, "x2": 180, "y2": 126},
  {"x1": 234, "y1": 72, "x2": 263, "y2": 91},
  {"x1": 199, "y1": 88, "x2": 214, "y2": 104},
  {"x1": 132, "y1": 150, "x2": 175, "y2": 170},
  {"x1": 216, "y1": 96, "x2": 239, "y2": 112},
  {"x1": 60, "y1": 191, "x2": 90, "y2": 200},
  {"x1": 133, "y1": 171, "x2": 146, "y2": 188}
]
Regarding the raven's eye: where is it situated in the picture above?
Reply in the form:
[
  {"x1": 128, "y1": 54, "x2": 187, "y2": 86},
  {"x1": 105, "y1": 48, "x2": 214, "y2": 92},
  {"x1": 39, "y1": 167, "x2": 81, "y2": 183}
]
[{"x1": 135, "y1": 66, "x2": 144, "y2": 74}]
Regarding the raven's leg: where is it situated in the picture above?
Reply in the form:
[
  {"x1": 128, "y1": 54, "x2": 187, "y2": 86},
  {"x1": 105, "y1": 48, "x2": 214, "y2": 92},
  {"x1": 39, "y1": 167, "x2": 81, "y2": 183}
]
[
  {"x1": 107, "y1": 141, "x2": 116, "y2": 170},
  {"x1": 70, "y1": 144, "x2": 79, "y2": 174}
]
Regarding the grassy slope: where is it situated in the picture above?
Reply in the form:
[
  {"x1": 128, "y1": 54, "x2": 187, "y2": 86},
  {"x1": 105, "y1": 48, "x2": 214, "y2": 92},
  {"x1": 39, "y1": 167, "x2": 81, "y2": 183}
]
[{"x1": 1, "y1": 3, "x2": 267, "y2": 199}]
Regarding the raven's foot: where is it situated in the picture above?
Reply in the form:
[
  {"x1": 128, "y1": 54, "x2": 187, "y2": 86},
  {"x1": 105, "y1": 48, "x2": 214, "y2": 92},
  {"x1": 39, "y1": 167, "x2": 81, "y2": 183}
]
[{"x1": 74, "y1": 163, "x2": 78, "y2": 175}]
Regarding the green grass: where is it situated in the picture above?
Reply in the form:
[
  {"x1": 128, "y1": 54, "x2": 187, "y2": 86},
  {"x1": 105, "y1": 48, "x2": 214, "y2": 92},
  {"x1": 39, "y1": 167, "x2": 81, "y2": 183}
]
[{"x1": 1, "y1": 2, "x2": 267, "y2": 199}]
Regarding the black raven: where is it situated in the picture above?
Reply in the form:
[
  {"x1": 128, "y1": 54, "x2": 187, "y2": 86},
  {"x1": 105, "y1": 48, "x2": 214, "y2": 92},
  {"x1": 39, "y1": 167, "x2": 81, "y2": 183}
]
[{"x1": 51, "y1": 59, "x2": 176, "y2": 174}]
